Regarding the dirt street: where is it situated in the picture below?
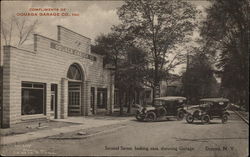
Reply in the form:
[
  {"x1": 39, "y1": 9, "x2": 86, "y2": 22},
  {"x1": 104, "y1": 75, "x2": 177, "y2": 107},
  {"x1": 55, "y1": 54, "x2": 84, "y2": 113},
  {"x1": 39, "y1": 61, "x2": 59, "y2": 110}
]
[{"x1": 1, "y1": 112, "x2": 248, "y2": 157}]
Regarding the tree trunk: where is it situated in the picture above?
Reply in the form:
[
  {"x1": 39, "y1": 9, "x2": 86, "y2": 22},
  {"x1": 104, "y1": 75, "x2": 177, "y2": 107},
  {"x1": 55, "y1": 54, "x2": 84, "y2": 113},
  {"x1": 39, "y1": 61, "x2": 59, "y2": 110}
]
[
  {"x1": 153, "y1": 60, "x2": 160, "y2": 105},
  {"x1": 127, "y1": 88, "x2": 132, "y2": 114},
  {"x1": 152, "y1": 87, "x2": 155, "y2": 105},
  {"x1": 119, "y1": 90, "x2": 123, "y2": 115}
]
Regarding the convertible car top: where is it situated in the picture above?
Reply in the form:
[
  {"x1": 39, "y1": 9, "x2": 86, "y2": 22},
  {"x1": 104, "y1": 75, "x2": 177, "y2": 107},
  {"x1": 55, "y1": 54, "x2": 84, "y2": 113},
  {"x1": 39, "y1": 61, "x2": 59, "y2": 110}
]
[
  {"x1": 154, "y1": 96, "x2": 187, "y2": 101},
  {"x1": 200, "y1": 98, "x2": 229, "y2": 103}
]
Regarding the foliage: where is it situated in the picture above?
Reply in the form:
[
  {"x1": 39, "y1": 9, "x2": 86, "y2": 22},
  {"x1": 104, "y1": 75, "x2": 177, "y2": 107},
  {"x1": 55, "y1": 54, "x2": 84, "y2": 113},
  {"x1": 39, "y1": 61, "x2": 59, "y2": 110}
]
[
  {"x1": 182, "y1": 50, "x2": 219, "y2": 104},
  {"x1": 93, "y1": 0, "x2": 199, "y2": 112},
  {"x1": 117, "y1": 0, "x2": 198, "y2": 101},
  {"x1": 92, "y1": 32, "x2": 148, "y2": 114},
  {"x1": 92, "y1": 32, "x2": 125, "y2": 68},
  {"x1": 200, "y1": 0, "x2": 249, "y2": 110},
  {"x1": 1, "y1": 16, "x2": 39, "y2": 46}
]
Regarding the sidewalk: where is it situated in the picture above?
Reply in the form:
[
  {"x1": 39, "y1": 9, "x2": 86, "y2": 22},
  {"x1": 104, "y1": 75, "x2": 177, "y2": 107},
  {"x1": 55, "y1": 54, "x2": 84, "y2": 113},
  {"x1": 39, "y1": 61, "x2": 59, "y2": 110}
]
[{"x1": 0, "y1": 116, "x2": 134, "y2": 145}]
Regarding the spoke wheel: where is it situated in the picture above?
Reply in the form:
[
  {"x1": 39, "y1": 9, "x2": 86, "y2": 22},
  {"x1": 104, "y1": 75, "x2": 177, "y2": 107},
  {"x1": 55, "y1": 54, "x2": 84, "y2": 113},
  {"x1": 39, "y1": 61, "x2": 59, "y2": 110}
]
[
  {"x1": 146, "y1": 112, "x2": 156, "y2": 122},
  {"x1": 221, "y1": 114, "x2": 228, "y2": 123},
  {"x1": 177, "y1": 111, "x2": 185, "y2": 120},
  {"x1": 201, "y1": 115, "x2": 210, "y2": 124},
  {"x1": 186, "y1": 114, "x2": 194, "y2": 124}
]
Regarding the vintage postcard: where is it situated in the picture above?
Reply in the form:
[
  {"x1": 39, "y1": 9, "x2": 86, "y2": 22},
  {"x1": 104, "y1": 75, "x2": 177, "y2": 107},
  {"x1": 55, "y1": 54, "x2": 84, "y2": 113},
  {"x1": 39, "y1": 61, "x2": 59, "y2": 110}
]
[{"x1": 0, "y1": 0, "x2": 249, "y2": 156}]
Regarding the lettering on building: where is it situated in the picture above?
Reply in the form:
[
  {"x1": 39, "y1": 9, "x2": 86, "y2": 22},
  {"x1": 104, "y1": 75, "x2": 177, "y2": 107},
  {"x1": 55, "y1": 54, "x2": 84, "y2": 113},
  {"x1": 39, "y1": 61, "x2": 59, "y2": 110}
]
[{"x1": 50, "y1": 42, "x2": 96, "y2": 61}]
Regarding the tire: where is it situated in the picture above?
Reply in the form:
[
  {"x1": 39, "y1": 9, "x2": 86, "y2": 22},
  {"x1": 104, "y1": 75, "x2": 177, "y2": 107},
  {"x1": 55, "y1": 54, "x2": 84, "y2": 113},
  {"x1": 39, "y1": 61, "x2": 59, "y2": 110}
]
[
  {"x1": 135, "y1": 114, "x2": 144, "y2": 121},
  {"x1": 201, "y1": 115, "x2": 210, "y2": 124},
  {"x1": 177, "y1": 111, "x2": 185, "y2": 120},
  {"x1": 186, "y1": 114, "x2": 194, "y2": 124},
  {"x1": 221, "y1": 114, "x2": 228, "y2": 123},
  {"x1": 146, "y1": 111, "x2": 156, "y2": 122}
]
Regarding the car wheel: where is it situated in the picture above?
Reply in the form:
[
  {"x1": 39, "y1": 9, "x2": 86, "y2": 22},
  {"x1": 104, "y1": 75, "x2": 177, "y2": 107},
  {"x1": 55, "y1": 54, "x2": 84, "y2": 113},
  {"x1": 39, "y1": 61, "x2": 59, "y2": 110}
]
[
  {"x1": 177, "y1": 111, "x2": 185, "y2": 120},
  {"x1": 146, "y1": 111, "x2": 156, "y2": 122},
  {"x1": 135, "y1": 114, "x2": 144, "y2": 121},
  {"x1": 201, "y1": 115, "x2": 210, "y2": 124},
  {"x1": 186, "y1": 114, "x2": 194, "y2": 124},
  {"x1": 221, "y1": 114, "x2": 228, "y2": 123}
]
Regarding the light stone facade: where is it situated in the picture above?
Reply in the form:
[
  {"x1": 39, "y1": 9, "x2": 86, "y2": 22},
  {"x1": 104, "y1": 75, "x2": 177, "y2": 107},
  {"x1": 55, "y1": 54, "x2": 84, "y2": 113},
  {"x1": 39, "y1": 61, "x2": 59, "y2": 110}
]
[{"x1": 1, "y1": 26, "x2": 114, "y2": 128}]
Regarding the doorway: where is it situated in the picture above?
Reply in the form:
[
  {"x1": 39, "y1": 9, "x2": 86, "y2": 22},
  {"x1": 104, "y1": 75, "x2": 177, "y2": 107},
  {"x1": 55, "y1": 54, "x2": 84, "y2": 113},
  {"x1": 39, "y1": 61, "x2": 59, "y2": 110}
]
[
  {"x1": 51, "y1": 84, "x2": 58, "y2": 118},
  {"x1": 97, "y1": 88, "x2": 107, "y2": 109},
  {"x1": 68, "y1": 82, "x2": 81, "y2": 116},
  {"x1": 67, "y1": 63, "x2": 84, "y2": 116}
]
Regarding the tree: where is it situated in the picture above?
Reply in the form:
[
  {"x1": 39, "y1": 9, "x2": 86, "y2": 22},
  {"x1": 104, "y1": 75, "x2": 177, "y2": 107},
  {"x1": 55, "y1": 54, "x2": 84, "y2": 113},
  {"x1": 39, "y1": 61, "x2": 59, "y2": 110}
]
[
  {"x1": 117, "y1": 47, "x2": 148, "y2": 113},
  {"x1": 92, "y1": 31, "x2": 148, "y2": 115},
  {"x1": 182, "y1": 49, "x2": 219, "y2": 104},
  {"x1": 92, "y1": 31, "x2": 127, "y2": 115},
  {"x1": 200, "y1": 0, "x2": 249, "y2": 110},
  {"x1": 1, "y1": 16, "x2": 38, "y2": 46},
  {"x1": 117, "y1": 0, "x2": 198, "y2": 103}
]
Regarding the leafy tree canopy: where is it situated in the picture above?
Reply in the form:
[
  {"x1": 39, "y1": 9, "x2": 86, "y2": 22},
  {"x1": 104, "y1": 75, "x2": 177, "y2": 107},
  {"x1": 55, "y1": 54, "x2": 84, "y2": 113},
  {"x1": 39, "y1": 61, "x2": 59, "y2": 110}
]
[
  {"x1": 200, "y1": 0, "x2": 249, "y2": 110},
  {"x1": 117, "y1": 0, "x2": 198, "y2": 101}
]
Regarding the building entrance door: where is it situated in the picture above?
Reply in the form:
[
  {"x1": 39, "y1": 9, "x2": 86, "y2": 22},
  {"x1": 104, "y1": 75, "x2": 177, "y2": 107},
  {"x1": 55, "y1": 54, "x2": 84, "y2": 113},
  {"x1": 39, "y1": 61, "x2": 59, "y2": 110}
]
[
  {"x1": 97, "y1": 88, "x2": 107, "y2": 109},
  {"x1": 51, "y1": 84, "x2": 58, "y2": 119},
  {"x1": 68, "y1": 82, "x2": 81, "y2": 116}
]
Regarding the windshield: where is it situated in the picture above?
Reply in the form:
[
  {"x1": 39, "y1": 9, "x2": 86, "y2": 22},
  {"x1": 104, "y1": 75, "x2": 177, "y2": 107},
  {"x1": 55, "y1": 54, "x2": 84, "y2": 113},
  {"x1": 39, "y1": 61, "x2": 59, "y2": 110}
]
[
  {"x1": 200, "y1": 102, "x2": 212, "y2": 108},
  {"x1": 154, "y1": 100, "x2": 163, "y2": 106},
  {"x1": 154, "y1": 100, "x2": 185, "y2": 106}
]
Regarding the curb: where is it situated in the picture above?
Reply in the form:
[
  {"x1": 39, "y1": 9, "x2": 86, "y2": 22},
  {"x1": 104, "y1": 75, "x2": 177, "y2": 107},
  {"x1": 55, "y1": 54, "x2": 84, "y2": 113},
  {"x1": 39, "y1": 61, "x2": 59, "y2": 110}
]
[
  {"x1": 0, "y1": 124, "x2": 84, "y2": 146},
  {"x1": 0, "y1": 120, "x2": 131, "y2": 146},
  {"x1": 48, "y1": 125, "x2": 127, "y2": 140}
]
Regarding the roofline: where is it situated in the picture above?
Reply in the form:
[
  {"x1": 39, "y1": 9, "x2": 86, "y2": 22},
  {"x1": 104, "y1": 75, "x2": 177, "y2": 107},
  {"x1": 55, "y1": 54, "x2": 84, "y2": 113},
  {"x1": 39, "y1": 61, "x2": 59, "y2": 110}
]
[
  {"x1": 57, "y1": 25, "x2": 91, "y2": 40},
  {"x1": 34, "y1": 34, "x2": 59, "y2": 43}
]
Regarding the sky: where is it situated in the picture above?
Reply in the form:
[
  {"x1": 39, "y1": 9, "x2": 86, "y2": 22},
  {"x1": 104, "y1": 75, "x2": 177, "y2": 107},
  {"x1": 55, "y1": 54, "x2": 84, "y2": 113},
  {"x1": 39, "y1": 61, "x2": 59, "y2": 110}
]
[
  {"x1": 1, "y1": 0, "x2": 210, "y2": 43},
  {"x1": 1, "y1": 0, "x2": 210, "y2": 73},
  {"x1": 1, "y1": 1, "x2": 123, "y2": 43}
]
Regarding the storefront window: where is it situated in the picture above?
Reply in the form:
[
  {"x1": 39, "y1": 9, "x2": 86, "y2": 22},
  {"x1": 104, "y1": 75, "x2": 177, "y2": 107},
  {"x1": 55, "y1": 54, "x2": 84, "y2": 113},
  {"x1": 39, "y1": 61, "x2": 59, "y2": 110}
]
[
  {"x1": 91, "y1": 87, "x2": 95, "y2": 113},
  {"x1": 114, "y1": 90, "x2": 119, "y2": 107},
  {"x1": 21, "y1": 82, "x2": 45, "y2": 115},
  {"x1": 97, "y1": 88, "x2": 107, "y2": 109}
]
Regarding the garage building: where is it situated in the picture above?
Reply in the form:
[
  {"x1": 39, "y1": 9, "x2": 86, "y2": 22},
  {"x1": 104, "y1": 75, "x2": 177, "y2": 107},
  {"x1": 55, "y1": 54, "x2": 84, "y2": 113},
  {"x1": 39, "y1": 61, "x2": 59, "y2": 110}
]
[{"x1": 1, "y1": 26, "x2": 115, "y2": 128}]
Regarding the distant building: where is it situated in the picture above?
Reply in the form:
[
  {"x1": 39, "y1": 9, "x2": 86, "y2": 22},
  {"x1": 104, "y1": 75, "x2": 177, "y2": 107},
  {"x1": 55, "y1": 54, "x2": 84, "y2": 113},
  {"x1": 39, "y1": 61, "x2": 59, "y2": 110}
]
[
  {"x1": 142, "y1": 74, "x2": 183, "y2": 105},
  {"x1": 165, "y1": 74, "x2": 183, "y2": 96}
]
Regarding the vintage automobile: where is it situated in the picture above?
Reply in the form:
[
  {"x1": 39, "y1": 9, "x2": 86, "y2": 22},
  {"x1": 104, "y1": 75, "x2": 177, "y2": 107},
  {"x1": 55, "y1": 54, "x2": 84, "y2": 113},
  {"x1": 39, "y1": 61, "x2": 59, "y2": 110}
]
[
  {"x1": 135, "y1": 96, "x2": 187, "y2": 122},
  {"x1": 185, "y1": 98, "x2": 230, "y2": 124}
]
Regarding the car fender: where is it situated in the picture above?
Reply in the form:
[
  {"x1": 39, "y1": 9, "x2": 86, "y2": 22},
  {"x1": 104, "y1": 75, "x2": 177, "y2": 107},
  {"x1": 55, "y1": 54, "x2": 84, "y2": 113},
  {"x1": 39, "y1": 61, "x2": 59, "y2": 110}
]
[
  {"x1": 177, "y1": 108, "x2": 187, "y2": 114},
  {"x1": 158, "y1": 107, "x2": 167, "y2": 116},
  {"x1": 145, "y1": 106, "x2": 156, "y2": 111},
  {"x1": 186, "y1": 109, "x2": 201, "y2": 115},
  {"x1": 223, "y1": 111, "x2": 230, "y2": 116},
  {"x1": 185, "y1": 105, "x2": 200, "y2": 114}
]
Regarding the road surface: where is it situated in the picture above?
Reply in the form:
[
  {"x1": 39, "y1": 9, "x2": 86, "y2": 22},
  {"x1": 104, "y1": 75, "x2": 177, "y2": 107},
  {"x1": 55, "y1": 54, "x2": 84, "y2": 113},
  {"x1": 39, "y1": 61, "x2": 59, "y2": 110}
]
[{"x1": 1, "y1": 112, "x2": 248, "y2": 157}]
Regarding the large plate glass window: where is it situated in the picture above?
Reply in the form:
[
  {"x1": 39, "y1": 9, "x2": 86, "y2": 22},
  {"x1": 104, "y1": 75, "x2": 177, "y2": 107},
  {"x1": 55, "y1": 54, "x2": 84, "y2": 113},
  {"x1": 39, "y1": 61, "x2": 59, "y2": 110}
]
[
  {"x1": 91, "y1": 87, "x2": 95, "y2": 113},
  {"x1": 21, "y1": 82, "x2": 46, "y2": 115},
  {"x1": 97, "y1": 88, "x2": 107, "y2": 109}
]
